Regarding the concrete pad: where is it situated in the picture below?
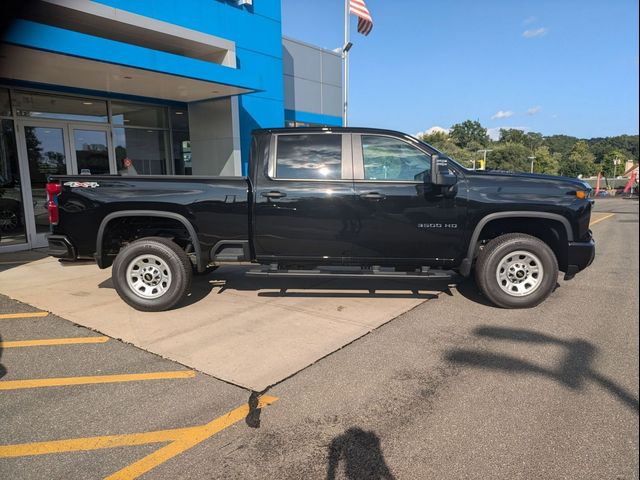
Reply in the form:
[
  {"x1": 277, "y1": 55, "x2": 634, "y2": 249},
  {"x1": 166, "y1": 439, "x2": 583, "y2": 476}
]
[{"x1": 0, "y1": 257, "x2": 442, "y2": 390}]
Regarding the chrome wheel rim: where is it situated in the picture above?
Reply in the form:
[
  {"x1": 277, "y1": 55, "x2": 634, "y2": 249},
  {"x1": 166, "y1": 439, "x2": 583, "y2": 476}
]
[
  {"x1": 0, "y1": 210, "x2": 18, "y2": 231},
  {"x1": 496, "y1": 250, "x2": 544, "y2": 297},
  {"x1": 126, "y1": 254, "x2": 172, "y2": 299}
]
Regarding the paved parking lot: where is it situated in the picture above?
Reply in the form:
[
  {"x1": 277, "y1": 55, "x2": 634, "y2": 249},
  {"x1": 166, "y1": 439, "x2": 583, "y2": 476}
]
[
  {"x1": 0, "y1": 198, "x2": 637, "y2": 479},
  {"x1": 0, "y1": 250, "x2": 447, "y2": 391}
]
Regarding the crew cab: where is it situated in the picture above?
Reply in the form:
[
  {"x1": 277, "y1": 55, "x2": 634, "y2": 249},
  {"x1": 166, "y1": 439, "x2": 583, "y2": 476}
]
[{"x1": 46, "y1": 127, "x2": 595, "y2": 311}]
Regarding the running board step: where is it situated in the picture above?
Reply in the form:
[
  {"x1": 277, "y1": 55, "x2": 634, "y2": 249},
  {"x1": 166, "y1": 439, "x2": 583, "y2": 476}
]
[{"x1": 246, "y1": 268, "x2": 457, "y2": 280}]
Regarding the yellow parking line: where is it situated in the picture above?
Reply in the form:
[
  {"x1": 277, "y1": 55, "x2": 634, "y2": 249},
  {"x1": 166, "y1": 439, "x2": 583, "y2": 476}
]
[
  {"x1": 0, "y1": 395, "x2": 279, "y2": 480},
  {"x1": 105, "y1": 395, "x2": 279, "y2": 480},
  {"x1": 0, "y1": 312, "x2": 48, "y2": 320},
  {"x1": 0, "y1": 370, "x2": 195, "y2": 391},
  {"x1": 0, "y1": 337, "x2": 110, "y2": 348},
  {"x1": 590, "y1": 213, "x2": 615, "y2": 226}
]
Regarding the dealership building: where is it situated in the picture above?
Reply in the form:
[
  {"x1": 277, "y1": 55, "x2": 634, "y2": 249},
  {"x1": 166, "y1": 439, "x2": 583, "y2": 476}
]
[{"x1": 0, "y1": 0, "x2": 342, "y2": 252}]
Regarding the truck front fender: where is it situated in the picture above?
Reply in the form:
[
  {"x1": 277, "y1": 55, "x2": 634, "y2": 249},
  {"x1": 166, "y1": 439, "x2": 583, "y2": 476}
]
[{"x1": 459, "y1": 211, "x2": 573, "y2": 277}]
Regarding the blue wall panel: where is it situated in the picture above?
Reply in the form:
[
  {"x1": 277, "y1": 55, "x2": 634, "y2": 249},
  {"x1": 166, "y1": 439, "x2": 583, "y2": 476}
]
[
  {"x1": 92, "y1": 0, "x2": 286, "y2": 172},
  {"x1": 7, "y1": 0, "x2": 286, "y2": 173},
  {"x1": 4, "y1": 20, "x2": 262, "y2": 91}
]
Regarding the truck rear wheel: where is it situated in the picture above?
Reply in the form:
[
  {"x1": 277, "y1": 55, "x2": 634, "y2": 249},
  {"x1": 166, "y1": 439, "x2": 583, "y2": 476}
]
[
  {"x1": 112, "y1": 237, "x2": 192, "y2": 312},
  {"x1": 475, "y1": 233, "x2": 558, "y2": 309}
]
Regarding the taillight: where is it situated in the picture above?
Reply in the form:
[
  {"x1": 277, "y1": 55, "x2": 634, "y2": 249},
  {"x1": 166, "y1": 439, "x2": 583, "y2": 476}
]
[{"x1": 46, "y1": 181, "x2": 62, "y2": 225}]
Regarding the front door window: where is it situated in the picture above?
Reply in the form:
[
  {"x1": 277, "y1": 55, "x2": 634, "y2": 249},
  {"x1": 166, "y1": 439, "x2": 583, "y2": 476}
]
[{"x1": 361, "y1": 135, "x2": 431, "y2": 182}]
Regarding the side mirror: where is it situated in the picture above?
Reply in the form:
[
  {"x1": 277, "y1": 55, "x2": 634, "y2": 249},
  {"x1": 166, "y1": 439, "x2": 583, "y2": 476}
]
[{"x1": 431, "y1": 154, "x2": 457, "y2": 186}]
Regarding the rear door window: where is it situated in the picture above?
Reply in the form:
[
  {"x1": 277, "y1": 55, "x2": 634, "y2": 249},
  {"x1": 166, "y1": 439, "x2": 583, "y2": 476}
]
[{"x1": 275, "y1": 134, "x2": 342, "y2": 180}]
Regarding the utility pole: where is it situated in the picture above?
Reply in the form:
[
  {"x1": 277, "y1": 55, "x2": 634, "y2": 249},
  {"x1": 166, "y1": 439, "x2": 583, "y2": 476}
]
[{"x1": 476, "y1": 149, "x2": 492, "y2": 170}]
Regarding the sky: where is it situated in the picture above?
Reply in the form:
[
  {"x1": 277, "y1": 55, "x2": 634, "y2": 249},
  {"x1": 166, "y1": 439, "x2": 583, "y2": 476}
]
[{"x1": 281, "y1": 0, "x2": 639, "y2": 139}]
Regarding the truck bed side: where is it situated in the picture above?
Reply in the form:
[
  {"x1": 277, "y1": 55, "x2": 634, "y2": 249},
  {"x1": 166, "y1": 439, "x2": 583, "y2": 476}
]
[{"x1": 50, "y1": 175, "x2": 250, "y2": 269}]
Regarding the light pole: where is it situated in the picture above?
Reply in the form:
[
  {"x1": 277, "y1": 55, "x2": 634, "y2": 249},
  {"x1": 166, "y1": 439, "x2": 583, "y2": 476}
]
[
  {"x1": 476, "y1": 149, "x2": 492, "y2": 170},
  {"x1": 342, "y1": 0, "x2": 353, "y2": 127},
  {"x1": 613, "y1": 157, "x2": 621, "y2": 179},
  {"x1": 528, "y1": 156, "x2": 536, "y2": 174}
]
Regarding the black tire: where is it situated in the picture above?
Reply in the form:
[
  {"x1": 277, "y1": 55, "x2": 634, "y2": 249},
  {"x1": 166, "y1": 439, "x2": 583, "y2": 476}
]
[
  {"x1": 112, "y1": 237, "x2": 192, "y2": 312},
  {"x1": 475, "y1": 233, "x2": 558, "y2": 309}
]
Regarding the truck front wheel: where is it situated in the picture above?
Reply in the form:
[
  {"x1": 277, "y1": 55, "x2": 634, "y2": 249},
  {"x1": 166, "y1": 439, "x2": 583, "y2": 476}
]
[
  {"x1": 475, "y1": 233, "x2": 558, "y2": 309},
  {"x1": 112, "y1": 237, "x2": 192, "y2": 312}
]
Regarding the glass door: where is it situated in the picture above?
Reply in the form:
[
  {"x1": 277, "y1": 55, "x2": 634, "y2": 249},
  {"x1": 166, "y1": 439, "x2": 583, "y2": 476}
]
[
  {"x1": 69, "y1": 125, "x2": 115, "y2": 175},
  {"x1": 17, "y1": 122, "x2": 71, "y2": 248},
  {"x1": 0, "y1": 119, "x2": 28, "y2": 249}
]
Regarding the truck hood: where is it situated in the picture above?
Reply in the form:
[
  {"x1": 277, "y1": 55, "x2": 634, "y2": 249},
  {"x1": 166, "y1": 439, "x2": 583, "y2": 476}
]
[{"x1": 467, "y1": 170, "x2": 592, "y2": 192}]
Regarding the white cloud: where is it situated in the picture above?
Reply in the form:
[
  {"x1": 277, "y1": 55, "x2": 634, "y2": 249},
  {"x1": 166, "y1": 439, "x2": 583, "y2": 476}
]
[
  {"x1": 522, "y1": 27, "x2": 548, "y2": 38},
  {"x1": 526, "y1": 106, "x2": 542, "y2": 115},
  {"x1": 414, "y1": 126, "x2": 450, "y2": 138},
  {"x1": 523, "y1": 16, "x2": 537, "y2": 25},
  {"x1": 491, "y1": 110, "x2": 514, "y2": 120},
  {"x1": 426, "y1": 126, "x2": 449, "y2": 135},
  {"x1": 486, "y1": 126, "x2": 530, "y2": 141}
]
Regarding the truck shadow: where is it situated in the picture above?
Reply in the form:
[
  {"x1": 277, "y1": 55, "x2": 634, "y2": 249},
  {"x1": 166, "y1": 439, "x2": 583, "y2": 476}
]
[
  {"x1": 326, "y1": 427, "x2": 396, "y2": 480},
  {"x1": 182, "y1": 266, "x2": 453, "y2": 307},
  {"x1": 444, "y1": 326, "x2": 639, "y2": 414},
  {"x1": 455, "y1": 277, "x2": 562, "y2": 307}
]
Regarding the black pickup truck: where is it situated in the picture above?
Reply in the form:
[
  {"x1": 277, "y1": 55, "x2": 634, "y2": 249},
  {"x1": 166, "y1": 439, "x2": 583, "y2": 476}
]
[{"x1": 46, "y1": 127, "x2": 595, "y2": 311}]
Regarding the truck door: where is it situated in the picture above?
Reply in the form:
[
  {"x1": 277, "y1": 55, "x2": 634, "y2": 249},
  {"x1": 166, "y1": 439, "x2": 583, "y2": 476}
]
[
  {"x1": 253, "y1": 132, "x2": 357, "y2": 264},
  {"x1": 350, "y1": 133, "x2": 467, "y2": 266}
]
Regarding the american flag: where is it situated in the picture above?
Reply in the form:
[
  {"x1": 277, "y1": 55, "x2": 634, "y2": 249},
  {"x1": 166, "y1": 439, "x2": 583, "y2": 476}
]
[{"x1": 349, "y1": 0, "x2": 373, "y2": 36}]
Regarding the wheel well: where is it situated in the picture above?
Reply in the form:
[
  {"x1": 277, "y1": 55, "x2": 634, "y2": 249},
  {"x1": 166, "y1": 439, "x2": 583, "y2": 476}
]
[
  {"x1": 476, "y1": 218, "x2": 568, "y2": 271},
  {"x1": 100, "y1": 216, "x2": 195, "y2": 268}
]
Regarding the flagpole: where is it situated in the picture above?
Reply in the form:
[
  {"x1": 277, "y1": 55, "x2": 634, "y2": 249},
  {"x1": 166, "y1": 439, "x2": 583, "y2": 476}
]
[{"x1": 343, "y1": 0, "x2": 349, "y2": 127}]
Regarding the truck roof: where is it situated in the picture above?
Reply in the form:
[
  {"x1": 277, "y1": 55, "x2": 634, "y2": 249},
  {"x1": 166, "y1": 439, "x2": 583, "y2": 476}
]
[{"x1": 252, "y1": 126, "x2": 416, "y2": 138}]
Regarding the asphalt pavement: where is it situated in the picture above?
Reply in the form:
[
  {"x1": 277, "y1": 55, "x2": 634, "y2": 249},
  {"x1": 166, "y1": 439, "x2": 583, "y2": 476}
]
[{"x1": 0, "y1": 197, "x2": 637, "y2": 479}]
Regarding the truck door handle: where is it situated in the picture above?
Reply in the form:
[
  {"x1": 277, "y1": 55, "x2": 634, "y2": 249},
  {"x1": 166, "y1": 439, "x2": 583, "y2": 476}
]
[
  {"x1": 360, "y1": 192, "x2": 386, "y2": 200},
  {"x1": 261, "y1": 191, "x2": 287, "y2": 199}
]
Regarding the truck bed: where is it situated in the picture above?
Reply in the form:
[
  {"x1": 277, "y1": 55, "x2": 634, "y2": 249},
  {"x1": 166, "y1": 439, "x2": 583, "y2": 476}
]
[{"x1": 50, "y1": 175, "x2": 251, "y2": 266}]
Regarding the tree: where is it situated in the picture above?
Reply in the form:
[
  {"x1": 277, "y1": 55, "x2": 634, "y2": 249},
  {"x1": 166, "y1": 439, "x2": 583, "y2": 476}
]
[
  {"x1": 420, "y1": 130, "x2": 449, "y2": 147},
  {"x1": 498, "y1": 129, "x2": 544, "y2": 151},
  {"x1": 560, "y1": 141, "x2": 596, "y2": 178},
  {"x1": 600, "y1": 149, "x2": 628, "y2": 177},
  {"x1": 525, "y1": 132, "x2": 545, "y2": 151},
  {"x1": 487, "y1": 143, "x2": 530, "y2": 172},
  {"x1": 532, "y1": 146, "x2": 560, "y2": 175},
  {"x1": 449, "y1": 120, "x2": 489, "y2": 148},
  {"x1": 589, "y1": 135, "x2": 639, "y2": 163},
  {"x1": 499, "y1": 128, "x2": 527, "y2": 145},
  {"x1": 544, "y1": 135, "x2": 579, "y2": 158},
  {"x1": 419, "y1": 130, "x2": 476, "y2": 168}
]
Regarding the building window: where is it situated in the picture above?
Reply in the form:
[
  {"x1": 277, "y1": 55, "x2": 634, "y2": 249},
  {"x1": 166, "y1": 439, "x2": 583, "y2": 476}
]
[
  {"x1": 275, "y1": 134, "x2": 342, "y2": 180},
  {"x1": 0, "y1": 88, "x2": 11, "y2": 116},
  {"x1": 113, "y1": 128, "x2": 169, "y2": 175},
  {"x1": 11, "y1": 90, "x2": 108, "y2": 123},
  {"x1": 0, "y1": 119, "x2": 27, "y2": 246},
  {"x1": 170, "y1": 107, "x2": 191, "y2": 175},
  {"x1": 111, "y1": 102, "x2": 168, "y2": 128},
  {"x1": 361, "y1": 135, "x2": 431, "y2": 181},
  {"x1": 111, "y1": 101, "x2": 170, "y2": 175}
]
